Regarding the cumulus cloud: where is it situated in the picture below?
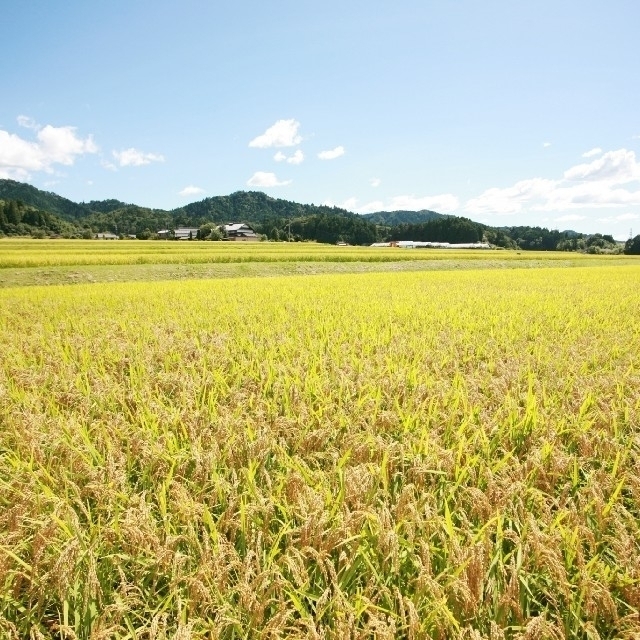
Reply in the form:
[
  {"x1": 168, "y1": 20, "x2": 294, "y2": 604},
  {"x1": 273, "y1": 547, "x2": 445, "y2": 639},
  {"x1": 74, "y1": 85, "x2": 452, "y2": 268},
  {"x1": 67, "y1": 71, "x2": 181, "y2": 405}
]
[
  {"x1": 465, "y1": 178, "x2": 558, "y2": 215},
  {"x1": 369, "y1": 178, "x2": 381, "y2": 187},
  {"x1": 582, "y1": 147, "x2": 603, "y2": 158},
  {"x1": 464, "y1": 148, "x2": 640, "y2": 215},
  {"x1": 274, "y1": 149, "x2": 304, "y2": 165},
  {"x1": 355, "y1": 200, "x2": 385, "y2": 213},
  {"x1": 563, "y1": 149, "x2": 639, "y2": 183},
  {"x1": 0, "y1": 119, "x2": 98, "y2": 180},
  {"x1": 247, "y1": 171, "x2": 292, "y2": 187},
  {"x1": 179, "y1": 185, "x2": 205, "y2": 197},
  {"x1": 249, "y1": 119, "x2": 302, "y2": 148},
  {"x1": 112, "y1": 148, "x2": 164, "y2": 167},
  {"x1": 322, "y1": 198, "x2": 384, "y2": 214},
  {"x1": 318, "y1": 146, "x2": 345, "y2": 160}
]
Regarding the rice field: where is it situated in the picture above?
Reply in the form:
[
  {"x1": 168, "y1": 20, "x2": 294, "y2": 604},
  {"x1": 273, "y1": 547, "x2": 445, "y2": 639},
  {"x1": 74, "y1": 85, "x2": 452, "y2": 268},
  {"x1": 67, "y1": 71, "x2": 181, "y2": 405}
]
[
  {"x1": 1, "y1": 249, "x2": 639, "y2": 638},
  {"x1": 0, "y1": 238, "x2": 631, "y2": 269}
]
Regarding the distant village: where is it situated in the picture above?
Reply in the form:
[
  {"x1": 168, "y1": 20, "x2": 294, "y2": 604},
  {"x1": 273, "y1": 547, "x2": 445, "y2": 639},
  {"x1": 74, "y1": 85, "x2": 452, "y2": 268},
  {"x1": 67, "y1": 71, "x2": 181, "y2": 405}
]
[
  {"x1": 95, "y1": 222, "x2": 491, "y2": 248},
  {"x1": 96, "y1": 222, "x2": 260, "y2": 242}
]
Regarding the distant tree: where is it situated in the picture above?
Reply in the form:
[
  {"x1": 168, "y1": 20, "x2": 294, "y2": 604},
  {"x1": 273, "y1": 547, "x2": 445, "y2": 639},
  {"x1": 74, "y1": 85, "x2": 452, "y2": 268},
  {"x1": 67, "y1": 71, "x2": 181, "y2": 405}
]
[
  {"x1": 198, "y1": 224, "x2": 213, "y2": 240},
  {"x1": 6, "y1": 200, "x2": 20, "y2": 225},
  {"x1": 624, "y1": 235, "x2": 640, "y2": 255}
]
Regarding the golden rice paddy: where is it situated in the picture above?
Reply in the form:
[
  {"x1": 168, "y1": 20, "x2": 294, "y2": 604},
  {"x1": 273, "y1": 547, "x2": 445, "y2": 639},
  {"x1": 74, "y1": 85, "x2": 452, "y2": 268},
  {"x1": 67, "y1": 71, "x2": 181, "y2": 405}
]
[{"x1": 0, "y1": 243, "x2": 639, "y2": 638}]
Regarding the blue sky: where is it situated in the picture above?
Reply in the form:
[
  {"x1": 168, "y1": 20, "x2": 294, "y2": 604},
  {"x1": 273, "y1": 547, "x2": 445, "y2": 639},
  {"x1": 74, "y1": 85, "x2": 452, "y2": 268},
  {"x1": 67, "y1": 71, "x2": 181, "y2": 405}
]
[{"x1": 2, "y1": 0, "x2": 640, "y2": 238}]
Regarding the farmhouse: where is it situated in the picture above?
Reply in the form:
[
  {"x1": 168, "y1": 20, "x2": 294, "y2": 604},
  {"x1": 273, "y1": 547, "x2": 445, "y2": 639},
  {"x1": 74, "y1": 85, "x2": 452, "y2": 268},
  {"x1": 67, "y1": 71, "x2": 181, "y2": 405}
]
[
  {"x1": 95, "y1": 233, "x2": 118, "y2": 240},
  {"x1": 221, "y1": 222, "x2": 259, "y2": 241},
  {"x1": 174, "y1": 227, "x2": 200, "y2": 240}
]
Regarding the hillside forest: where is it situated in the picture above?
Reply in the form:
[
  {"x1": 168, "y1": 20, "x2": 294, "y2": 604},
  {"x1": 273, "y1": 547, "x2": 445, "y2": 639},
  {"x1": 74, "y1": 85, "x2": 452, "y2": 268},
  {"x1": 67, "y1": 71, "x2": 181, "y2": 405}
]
[{"x1": 0, "y1": 179, "x2": 636, "y2": 253}]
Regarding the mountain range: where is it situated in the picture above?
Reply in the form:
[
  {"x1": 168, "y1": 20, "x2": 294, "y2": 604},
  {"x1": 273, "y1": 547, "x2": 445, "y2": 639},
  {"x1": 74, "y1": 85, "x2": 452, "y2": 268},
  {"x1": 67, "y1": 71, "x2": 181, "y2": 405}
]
[{"x1": 0, "y1": 179, "x2": 622, "y2": 252}]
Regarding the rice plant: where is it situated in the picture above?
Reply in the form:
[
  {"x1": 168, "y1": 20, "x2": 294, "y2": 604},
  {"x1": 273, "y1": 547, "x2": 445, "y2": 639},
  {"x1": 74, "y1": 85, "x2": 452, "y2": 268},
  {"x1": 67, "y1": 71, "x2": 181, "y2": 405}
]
[{"x1": 0, "y1": 265, "x2": 639, "y2": 638}]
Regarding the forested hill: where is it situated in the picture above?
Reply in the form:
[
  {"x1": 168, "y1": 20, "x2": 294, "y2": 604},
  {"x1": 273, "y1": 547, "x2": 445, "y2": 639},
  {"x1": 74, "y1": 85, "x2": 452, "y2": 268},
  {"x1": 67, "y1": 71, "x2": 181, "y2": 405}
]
[
  {"x1": 361, "y1": 209, "x2": 445, "y2": 225},
  {"x1": 171, "y1": 190, "x2": 355, "y2": 225},
  {"x1": 0, "y1": 179, "x2": 91, "y2": 219},
  {"x1": 0, "y1": 178, "x2": 630, "y2": 252}
]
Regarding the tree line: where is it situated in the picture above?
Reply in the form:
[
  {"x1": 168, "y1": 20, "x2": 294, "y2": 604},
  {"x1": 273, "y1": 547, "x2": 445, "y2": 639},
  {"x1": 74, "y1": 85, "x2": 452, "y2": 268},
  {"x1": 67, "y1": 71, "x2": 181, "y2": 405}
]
[{"x1": 0, "y1": 179, "x2": 634, "y2": 251}]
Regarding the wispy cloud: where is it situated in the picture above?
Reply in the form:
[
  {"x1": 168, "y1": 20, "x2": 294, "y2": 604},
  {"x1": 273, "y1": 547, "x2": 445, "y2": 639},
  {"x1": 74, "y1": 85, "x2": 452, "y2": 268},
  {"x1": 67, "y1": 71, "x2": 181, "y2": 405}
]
[
  {"x1": 17, "y1": 115, "x2": 39, "y2": 130},
  {"x1": 274, "y1": 149, "x2": 304, "y2": 165},
  {"x1": 582, "y1": 147, "x2": 602, "y2": 158},
  {"x1": 369, "y1": 177, "x2": 381, "y2": 187},
  {"x1": 543, "y1": 142, "x2": 552, "y2": 148},
  {"x1": 112, "y1": 148, "x2": 165, "y2": 167},
  {"x1": 0, "y1": 117, "x2": 97, "y2": 180},
  {"x1": 179, "y1": 185, "x2": 205, "y2": 197},
  {"x1": 318, "y1": 146, "x2": 345, "y2": 160},
  {"x1": 595, "y1": 212, "x2": 639, "y2": 223},
  {"x1": 247, "y1": 171, "x2": 292, "y2": 187},
  {"x1": 249, "y1": 119, "x2": 302, "y2": 148},
  {"x1": 555, "y1": 214, "x2": 586, "y2": 222},
  {"x1": 387, "y1": 194, "x2": 459, "y2": 212}
]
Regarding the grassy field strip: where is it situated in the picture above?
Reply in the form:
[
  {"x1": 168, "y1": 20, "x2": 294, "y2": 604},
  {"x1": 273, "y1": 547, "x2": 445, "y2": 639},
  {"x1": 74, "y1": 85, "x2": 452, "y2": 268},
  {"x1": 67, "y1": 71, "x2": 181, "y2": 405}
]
[
  {"x1": 2, "y1": 257, "x2": 634, "y2": 288},
  {"x1": 1, "y1": 266, "x2": 639, "y2": 638},
  {"x1": 1, "y1": 239, "x2": 636, "y2": 269}
]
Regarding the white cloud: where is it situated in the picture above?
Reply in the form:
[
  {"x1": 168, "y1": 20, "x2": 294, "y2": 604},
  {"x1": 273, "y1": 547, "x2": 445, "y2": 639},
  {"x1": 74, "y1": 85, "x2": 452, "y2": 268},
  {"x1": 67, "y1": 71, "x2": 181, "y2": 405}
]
[
  {"x1": 0, "y1": 121, "x2": 98, "y2": 179},
  {"x1": 318, "y1": 146, "x2": 345, "y2": 160},
  {"x1": 286, "y1": 149, "x2": 304, "y2": 165},
  {"x1": 387, "y1": 194, "x2": 459, "y2": 212},
  {"x1": 465, "y1": 178, "x2": 558, "y2": 215},
  {"x1": 369, "y1": 177, "x2": 381, "y2": 187},
  {"x1": 17, "y1": 115, "x2": 39, "y2": 130},
  {"x1": 543, "y1": 183, "x2": 640, "y2": 210},
  {"x1": 247, "y1": 171, "x2": 292, "y2": 187},
  {"x1": 582, "y1": 147, "x2": 602, "y2": 158},
  {"x1": 563, "y1": 149, "x2": 639, "y2": 183},
  {"x1": 249, "y1": 119, "x2": 302, "y2": 148},
  {"x1": 39, "y1": 125, "x2": 97, "y2": 165},
  {"x1": 326, "y1": 194, "x2": 457, "y2": 214},
  {"x1": 555, "y1": 214, "x2": 586, "y2": 222},
  {"x1": 179, "y1": 185, "x2": 205, "y2": 197},
  {"x1": 274, "y1": 149, "x2": 304, "y2": 164},
  {"x1": 465, "y1": 148, "x2": 640, "y2": 215},
  {"x1": 543, "y1": 142, "x2": 552, "y2": 148},
  {"x1": 112, "y1": 148, "x2": 164, "y2": 167},
  {"x1": 596, "y1": 213, "x2": 639, "y2": 223},
  {"x1": 356, "y1": 200, "x2": 385, "y2": 213},
  {"x1": 322, "y1": 198, "x2": 384, "y2": 214}
]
